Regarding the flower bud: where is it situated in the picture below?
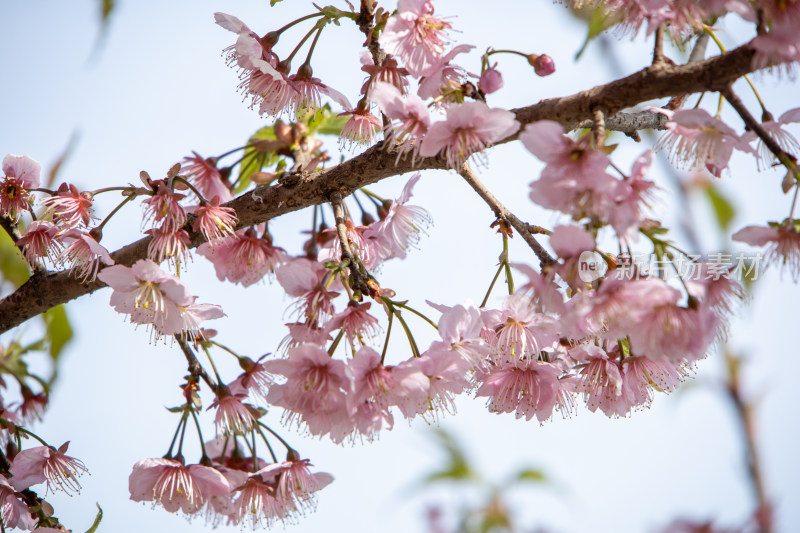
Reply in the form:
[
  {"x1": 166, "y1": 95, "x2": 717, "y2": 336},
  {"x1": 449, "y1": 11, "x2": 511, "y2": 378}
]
[{"x1": 527, "y1": 53, "x2": 555, "y2": 77}]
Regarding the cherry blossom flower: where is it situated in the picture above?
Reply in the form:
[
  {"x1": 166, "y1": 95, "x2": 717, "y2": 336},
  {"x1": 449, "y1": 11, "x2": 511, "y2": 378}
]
[
  {"x1": 426, "y1": 300, "x2": 490, "y2": 369},
  {"x1": 484, "y1": 294, "x2": 560, "y2": 366},
  {"x1": 602, "y1": 0, "x2": 671, "y2": 37},
  {"x1": 228, "y1": 354, "x2": 275, "y2": 401},
  {"x1": 1, "y1": 154, "x2": 40, "y2": 220},
  {"x1": 232, "y1": 475, "x2": 289, "y2": 528},
  {"x1": 97, "y1": 258, "x2": 195, "y2": 335},
  {"x1": 326, "y1": 301, "x2": 380, "y2": 349},
  {"x1": 569, "y1": 344, "x2": 627, "y2": 417},
  {"x1": 419, "y1": 102, "x2": 520, "y2": 168},
  {"x1": 394, "y1": 349, "x2": 471, "y2": 420},
  {"x1": 347, "y1": 346, "x2": 429, "y2": 439},
  {"x1": 732, "y1": 222, "x2": 800, "y2": 281},
  {"x1": 751, "y1": 20, "x2": 800, "y2": 75},
  {"x1": 338, "y1": 106, "x2": 383, "y2": 147},
  {"x1": 379, "y1": 0, "x2": 453, "y2": 77},
  {"x1": 59, "y1": 230, "x2": 114, "y2": 283},
  {"x1": 40, "y1": 183, "x2": 95, "y2": 229},
  {"x1": 264, "y1": 344, "x2": 352, "y2": 441},
  {"x1": 182, "y1": 152, "x2": 233, "y2": 203},
  {"x1": 145, "y1": 226, "x2": 191, "y2": 269},
  {"x1": 275, "y1": 258, "x2": 339, "y2": 326},
  {"x1": 129, "y1": 458, "x2": 231, "y2": 516},
  {"x1": 622, "y1": 354, "x2": 689, "y2": 410},
  {"x1": 198, "y1": 227, "x2": 286, "y2": 287},
  {"x1": 16, "y1": 220, "x2": 63, "y2": 267},
  {"x1": 360, "y1": 55, "x2": 410, "y2": 95},
  {"x1": 416, "y1": 44, "x2": 474, "y2": 100},
  {"x1": 474, "y1": 358, "x2": 566, "y2": 423},
  {"x1": 370, "y1": 81, "x2": 430, "y2": 164},
  {"x1": 610, "y1": 150, "x2": 658, "y2": 242},
  {"x1": 289, "y1": 65, "x2": 351, "y2": 114},
  {"x1": 178, "y1": 301, "x2": 226, "y2": 338},
  {"x1": 752, "y1": 107, "x2": 800, "y2": 169},
  {"x1": 210, "y1": 390, "x2": 261, "y2": 435},
  {"x1": 255, "y1": 453, "x2": 333, "y2": 514},
  {"x1": 363, "y1": 172, "x2": 432, "y2": 261},
  {"x1": 0, "y1": 477, "x2": 37, "y2": 530},
  {"x1": 190, "y1": 197, "x2": 238, "y2": 244},
  {"x1": 142, "y1": 182, "x2": 187, "y2": 231},
  {"x1": 656, "y1": 108, "x2": 754, "y2": 177},
  {"x1": 9, "y1": 442, "x2": 88, "y2": 494}
]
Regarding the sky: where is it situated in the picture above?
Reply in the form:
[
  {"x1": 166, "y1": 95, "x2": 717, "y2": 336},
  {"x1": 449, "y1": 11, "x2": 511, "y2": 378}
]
[{"x1": 1, "y1": 1, "x2": 799, "y2": 532}]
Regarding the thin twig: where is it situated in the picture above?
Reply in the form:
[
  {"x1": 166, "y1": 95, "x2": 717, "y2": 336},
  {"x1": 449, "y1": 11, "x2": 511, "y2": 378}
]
[
  {"x1": 330, "y1": 191, "x2": 370, "y2": 296},
  {"x1": 653, "y1": 23, "x2": 666, "y2": 65},
  {"x1": 459, "y1": 163, "x2": 555, "y2": 267},
  {"x1": 176, "y1": 337, "x2": 218, "y2": 392},
  {"x1": 591, "y1": 108, "x2": 606, "y2": 146}
]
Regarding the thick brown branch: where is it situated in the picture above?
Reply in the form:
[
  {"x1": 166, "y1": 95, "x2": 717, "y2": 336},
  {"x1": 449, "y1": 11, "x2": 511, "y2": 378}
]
[
  {"x1": 0, "y1": 43, "x2": 758, "y2": 334},
  {"x1": 459, "y1": 163, "x2": 555, "y2": 267}
]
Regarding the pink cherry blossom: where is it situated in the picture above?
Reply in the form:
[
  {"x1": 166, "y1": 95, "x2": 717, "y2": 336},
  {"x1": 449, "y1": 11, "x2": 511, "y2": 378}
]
[
  {"x1": 264, "y1": 344, "x2": 352, "y2": 441},
  {"x1": 363, "y1": 172, "x2": 432, "y2": 261},
  {"x1": 198, "y1": 226, "x2": 286, "y2": 287},
  {"x1": 232, "y1": 476, "x2": 289, "y2": 528},
  {"x1": 9, "y1": 442, "x2": 88, "y2": 494},
  {"x1": 326, "y1": 301, "x2": 380, "y2": 349},
  {"x1": 255, "y1": 453, "x2": 333, "y2": 514},
  {"x1": 210, "y1": 390, "x2": 260, "y2": 435},
  {"x1": 360, "y1": 55, "x2": 410, "y2": 95},
  {"x1": 379, "y1": 0, "x2": 453, "y2": 77},
  {"x1": 0, "y1": 477, "x2": 37, "y2": 530},
  {"x1": 656, "y1": 108, "x2": 754, "y2": 177},
  {"x1": 484, "y1": 294, "x2": 560, "y2": 366},
  {"x1": 569, "y1": 344, "x2": 627, "y2": 417},
  {"x1": 732, "y1": 222, "x2": 800, "y2": 281},
  {"x1": 416, "y1": 44, "x2": 474, "y2": 100},
  {"x1": 129, "y1": 458, "x2": 231, "y2": 516},
  {"x1": 275, "y1": 257, "x2": 339, "y2": 326},
  {"x1": 97, "y1": 258, "x2": 194, "y2": 335},
  {"x1": 40, "y1": 183, "x2": 95, "y2": 230},
  {"x1": 60, "y1": 230, "x2": 115, "y2": 283},
  {"x1": 16, "y1": 220, "x2": 63, "y2": 267},
  {"x1": 228, "y1": 354, "x2": 275, "y2": 401},
  {"x1": 339, "y1": 106, "x2": 383, "y2": 147},
  {"x1": 145, "y1": 226, "x2": 191, "y2": 269},
  {"x1": 474, "y1": 358, "x2": 566, "y2": 423},
  {"x1": 426, "y1": 300, "x2": 490, "y2": 369},
  {"x1": 142, "y1": 181, "x2": 187, "y2": 231},
  {"x1": 347, "y1": 346, "x2": 429, "y2": 439},
  {"x1": 419, "y1": 102, "x2": 520, "y2": 168},
  {"x1": 610, "y1": 150, "x2": 658, "y2": 242},
  {"x1": 753, "y1": 107, "x2": 800, "y2": 168},
  {"x1": 182, "y1": 153, "x2": 233, "y2": 203},
  {"x1": 190, "y1": 197, "x2": 238, "y2": 244},
  {"x1": 622, "y1": 354, "x2": 689, "y2": 410},
  {"x1": 394, "y1": 349, "x2": 471, "y2": 420},
  {"x1": 751, "y1": 19, "x2": 800, "y2": 75},
  {"x1": 1, "y1": 154, "x2": 40, "y2": 220},
  {"x1": 602, "y1": 0, "x2": 671, "y2": 37},
  {"x1": 179, "y1": 301, "x2": 226, "y2": 338},
  {"x1": 289, "y1": 65, "x2": 352, "y2": 114},
  {"x1": 370, "y1": 81, "x2": 430, "y2": 164}
]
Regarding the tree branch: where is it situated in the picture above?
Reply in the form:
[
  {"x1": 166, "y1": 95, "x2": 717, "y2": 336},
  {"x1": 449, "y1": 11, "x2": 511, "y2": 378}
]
[
  {"x1": 459, "y1": 163, "x2": 555, "y2": 267},
  {"x1": 0, "y1": 42, "x2": 758, "y2": 334}
]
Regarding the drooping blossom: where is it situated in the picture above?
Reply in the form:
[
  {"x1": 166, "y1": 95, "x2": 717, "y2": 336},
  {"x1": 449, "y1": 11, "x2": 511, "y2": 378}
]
[
  {"x1": 338, "y1": 105, "x2": 383, "y2": 148},
  {"x1": 97, "y1": 258, "x2": 195, "y2": 335},
  {"x1": 179, "y1": 301, "x2": 226, "y2": 339},
  {"x1": 190, "y1": 196, "x2": 238, "y2": 244},
  {"x1": 510, "y1": 263, "x2": 565, "y2": 314},
  {"x1": 347, "y1": 346, "x2": 428, "y2": 439},
  {"x1": 360, "y1": 54, "x2": 410, "y2": 95},
  {"x1": 751, "y1": 20, "x2": 800, "y2": 75},
  {"x1": 228, "y1": 354, "x2": 275, "y2": 401},
  {"x1": 254, "y1": 452, "x2": 333, "y2": 514},
  {"x1": 483, "y1": 294, "x2": 560, "y2": 366},
  {"x1": 474, "y1": 358, "x2": 567, "y2": 423},
  {"x1": 129, "y1": 458, "x2": 231, "y2": 516},
  {"x1": 622, "y1": 354, "x2": 690, "y2": 410},
  {"x1": 0, "y1": 477, "x2": 37, "y2": 530},
  {"x1": 521, "y1": 120, "x2": 619, "y2": 220},
  {"x1": 1, "y1": 154, "x2": 40, "y2": 220},
  {"x1": 142, "y1": 181, "x2": 187, "y2": 231},
  {"x1": 426, "y1": 299, "x2": 490, "y2": 369},
  {"x1": 275, "y1": 258, "x2": 339, "y2": 326},
  {"x1": 60, "y1": 230, "x2": 114, "y2": 282},
  {"x1": 9, "y1": 442, "x2": 88, "y2": 494},
  {"x1": 40, "y1": 183, "x2": 95, "y2": 229},
  {"x1": 732, "y1": 222, "x2": 800, "y2": 281},
  {"x1": 419, "y1": 101, "x2": 520, "y2": 168},
  {"x1": 548, "y1": 224, "x2": 596, "y2": 286},
  {"x1": 16, "y1": 220, "x2": 63, "y2": 267},
  {"x1": 264, "y1": 344, "x2": 352, "y2": 441},
  {"x1": 288, "y1": 64, "x2": 352, "y2": 114},
  {"x1": 198, "y1": 226, "x2": 286, "y2": 287},
  {"x1": 379, "y1": 0, "x2": 453, "y2": 77},
  {"x1": 569, "y1": 344, "x2": 627, "y2": 417},
  {"x1": 325, "y1": 301, "x2": 380, "y2": 349},
  {"x1": 210, "y1": 389, "x2": 261, "y2": 435},
  {"x1": 602, "y1": 0, "x2": 671, "y2": 37},
  {"x1": 393, "y1": 349, "x2": 471, "y2": 420},
  {"x1": 370, "y1": 81, "x2": 430, "y2": 164},
  {"x1": 752, "y1": 107, "x2": 800, "y2": 168},
  {"x1": 145, "y1": 226, "x2": 191, "y2": 269},
  {"x1": 655, "y1": 108, "x2": 755, "y2": 177},
  {"x1": 610, "y1": 150, "x2": 658, "y2": 242},
  {"x1": 182, "y1": 152, "x2": 233, "y2": 203},
  {"x1": 363, "y1": 172, "x2": 432, "y2": 262},
  {"x1": 416, "y1": 44, "x2": 474, "y2": 100},
  {"x1": 318, "y1": 218, "x2": 381, "y2": 269},
  {"x1": 232, "y1": 475, "x2": 289, "y2": 528}
]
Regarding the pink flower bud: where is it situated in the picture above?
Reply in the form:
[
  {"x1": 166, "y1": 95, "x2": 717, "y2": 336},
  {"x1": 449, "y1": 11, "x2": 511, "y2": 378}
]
[
  {"x1": 528, "y1": 53, "x2": 555, "y2": 76},
  {"x1": 479, "y1": 68, "x2": 504, "y2": 94}
]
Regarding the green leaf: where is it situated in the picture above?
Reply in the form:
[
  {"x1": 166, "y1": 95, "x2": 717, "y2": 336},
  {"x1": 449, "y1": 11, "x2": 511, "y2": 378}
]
[
  {"x1": 270, "y1": 0, "x2": 284, "y2": 5},
  {"x1": 513, "y1": 468, "x2": 546, "y2": 483},
  {"x1": 42, "y1": 305, "x2": 73, "y2": 361},
  {"x1": 100, "y1": 0, "x2": 114, "y2": 21},
  {"x1": 422, "y1": 429, "x2": 476, "y2": 484},
  {"x1": 704, "y1": 185, "x2": 736, "y2": 231},
  {"x1": 236, "y1": 125, "x2": 281, "y2": 193},
  {"x1": 303, "y1": 104, "x2": 348, "y2": 136},
  {"x1": 85, "y1": 504, "x2": 103, "y2": 533},
  {"x1": 0, "y1": 229, "x2": 29, "y2": 287}
]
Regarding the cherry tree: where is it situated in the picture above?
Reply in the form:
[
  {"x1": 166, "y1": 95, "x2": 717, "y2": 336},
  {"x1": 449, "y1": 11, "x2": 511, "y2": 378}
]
[{"x1": 0, "y1": 0, "x2": 798, "y2": 531}]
